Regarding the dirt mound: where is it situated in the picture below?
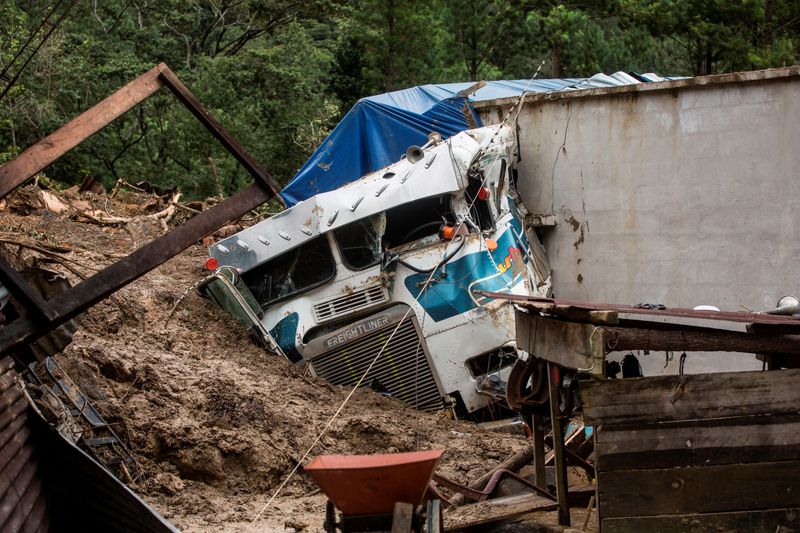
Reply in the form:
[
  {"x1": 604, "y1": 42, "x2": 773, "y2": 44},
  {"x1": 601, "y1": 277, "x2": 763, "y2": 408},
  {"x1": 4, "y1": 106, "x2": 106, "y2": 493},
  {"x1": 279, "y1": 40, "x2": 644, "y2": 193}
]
[{"x1": 1, "y1": 185, "x2": 529, "y2": 532}]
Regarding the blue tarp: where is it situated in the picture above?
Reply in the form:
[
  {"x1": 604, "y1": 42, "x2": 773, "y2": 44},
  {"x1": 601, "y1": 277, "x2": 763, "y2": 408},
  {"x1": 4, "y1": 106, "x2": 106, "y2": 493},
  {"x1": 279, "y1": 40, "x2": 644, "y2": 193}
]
[{"x1": 279, "y1": 77, "x2": 626, "y2": 205}]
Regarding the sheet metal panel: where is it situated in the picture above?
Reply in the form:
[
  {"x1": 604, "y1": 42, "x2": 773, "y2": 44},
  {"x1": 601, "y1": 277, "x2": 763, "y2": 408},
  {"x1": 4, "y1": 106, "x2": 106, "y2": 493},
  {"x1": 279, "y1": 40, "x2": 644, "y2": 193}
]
[{"x1": 0, "y1": 357, "x2": 46, "y2": 533}]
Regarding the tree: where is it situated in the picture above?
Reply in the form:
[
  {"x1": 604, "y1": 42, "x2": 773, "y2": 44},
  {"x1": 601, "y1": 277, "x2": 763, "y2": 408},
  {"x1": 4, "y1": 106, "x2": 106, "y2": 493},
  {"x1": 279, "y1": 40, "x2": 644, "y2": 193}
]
[
  {"x1": 615, "y1": 0, "x2": 797, "y2": 75},
  {"x1": 442, "y1": 0, "x2": 527, "y2": 80}
]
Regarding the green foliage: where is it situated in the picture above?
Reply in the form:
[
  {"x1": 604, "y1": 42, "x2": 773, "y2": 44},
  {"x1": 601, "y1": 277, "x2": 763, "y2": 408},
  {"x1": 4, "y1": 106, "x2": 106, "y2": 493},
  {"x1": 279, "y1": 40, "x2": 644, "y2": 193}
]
[
  {"x1": 0, "y1": 0, "x2": 797, "y2": 198},
  {"x1": 615, "y1": 0, "x2": 798, "y2": 74}
]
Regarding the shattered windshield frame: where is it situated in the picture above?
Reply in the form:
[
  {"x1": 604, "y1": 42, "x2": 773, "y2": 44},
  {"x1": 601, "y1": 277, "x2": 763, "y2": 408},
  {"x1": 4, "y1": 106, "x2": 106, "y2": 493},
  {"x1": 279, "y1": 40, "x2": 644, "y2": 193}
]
[
  {"x1": 241, "y1": 235, "x2": 336, "y2": 309},
  {"x1": 333, "y1": 213, "x2": 386, "y2": 271}
]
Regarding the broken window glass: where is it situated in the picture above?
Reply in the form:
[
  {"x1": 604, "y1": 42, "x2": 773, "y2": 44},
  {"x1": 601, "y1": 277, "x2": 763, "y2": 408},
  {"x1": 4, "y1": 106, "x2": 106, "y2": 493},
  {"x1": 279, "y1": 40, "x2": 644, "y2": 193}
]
[
  {"x1": 242, "y1": 236, "x2": 335, "y2": 309},
  {"x1": 333, "y1": 213, "x2": 386, "y2": 270},
  {"x1": 382, "y1": 194, "x2": 455, "y2": 250}
]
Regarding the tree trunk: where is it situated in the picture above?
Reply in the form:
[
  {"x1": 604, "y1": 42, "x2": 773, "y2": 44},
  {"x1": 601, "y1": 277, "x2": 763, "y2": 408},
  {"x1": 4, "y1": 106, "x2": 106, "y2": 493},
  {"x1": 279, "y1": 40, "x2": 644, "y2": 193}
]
[
  {"x1": 764, "y1": 0, "x2": 775, "y2": 48},
  {"x1": 604, "y1": 327, "x2": 800, "y2": 355},
  {"x1": 551, "y1": 40, "x2": 560, "y2": 78},
  {"x1": 386, "y1": 0, "x2": 396, "y2": 90}
]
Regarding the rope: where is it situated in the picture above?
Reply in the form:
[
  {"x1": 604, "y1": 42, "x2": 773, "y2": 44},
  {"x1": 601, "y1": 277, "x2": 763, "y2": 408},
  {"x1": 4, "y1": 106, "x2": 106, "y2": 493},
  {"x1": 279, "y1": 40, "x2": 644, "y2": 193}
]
[
  {"x1": 252, "y1": 247, "x2": 446, "y2": 523},
  {"x1": 251, "y1": 59, "x2": 549, "y2": 523}
]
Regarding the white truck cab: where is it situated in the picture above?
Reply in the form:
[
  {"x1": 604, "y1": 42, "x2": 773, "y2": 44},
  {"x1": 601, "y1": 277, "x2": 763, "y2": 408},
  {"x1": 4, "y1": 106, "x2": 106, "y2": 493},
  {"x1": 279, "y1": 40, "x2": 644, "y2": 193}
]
[{"x1": 201, "y1": 124, "x2": 551, "y2": 415}]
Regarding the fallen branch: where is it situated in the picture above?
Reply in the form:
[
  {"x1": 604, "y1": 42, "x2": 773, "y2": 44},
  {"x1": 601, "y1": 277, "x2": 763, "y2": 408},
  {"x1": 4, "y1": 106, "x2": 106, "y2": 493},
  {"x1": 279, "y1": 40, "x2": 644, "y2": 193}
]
[
  {"x1": 0, "y1": 233, "x2": 125, "y2": 259},
  {"x1": 73, "y1": 210, "x2": 131, "y2": 226},
  {"x1": 73, "y1": 192, "x2": 182, "y2": 229}
]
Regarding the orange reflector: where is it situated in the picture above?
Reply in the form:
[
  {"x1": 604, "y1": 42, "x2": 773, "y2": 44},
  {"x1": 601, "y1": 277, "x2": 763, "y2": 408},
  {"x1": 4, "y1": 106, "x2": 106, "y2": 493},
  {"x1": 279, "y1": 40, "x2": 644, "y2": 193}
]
[
  {"x1": 205, "y1": 257, "x2": 219, "y2": 270},
  {"x1": 477, "y1": 187, "x2": 490, "y2": 201},
  {"x1": 485, "y1": 239, "x2": 498, "y2": 251},
  {"x1": 442, "y1": 226, "x2": 456, "y2": 239}
]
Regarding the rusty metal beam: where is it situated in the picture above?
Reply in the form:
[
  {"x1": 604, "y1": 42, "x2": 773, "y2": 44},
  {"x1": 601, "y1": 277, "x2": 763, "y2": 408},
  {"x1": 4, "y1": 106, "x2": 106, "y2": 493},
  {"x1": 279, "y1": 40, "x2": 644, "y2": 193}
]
[
  {"x1": 0, "y1": 63, "x2": 280, "y2": 356},
  {"x1": 158, "y1": 68, "x2": 284, "y2": 203},
  {"x1": 0, "y1": 257, "x2": 56, "y2": 321},
  {"x1": 0, "y1": 63, "x2": 167, "y2": 198},
  {"x1": 0, "y1": 183, "x2": 271, "y2": 354}
]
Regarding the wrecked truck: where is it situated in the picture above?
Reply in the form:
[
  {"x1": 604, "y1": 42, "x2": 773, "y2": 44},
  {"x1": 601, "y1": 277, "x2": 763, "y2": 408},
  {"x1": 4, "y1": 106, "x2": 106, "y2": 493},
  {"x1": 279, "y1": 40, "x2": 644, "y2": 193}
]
[{"x1": 200, "y1": 124, "x2": 551, "y2": 415}]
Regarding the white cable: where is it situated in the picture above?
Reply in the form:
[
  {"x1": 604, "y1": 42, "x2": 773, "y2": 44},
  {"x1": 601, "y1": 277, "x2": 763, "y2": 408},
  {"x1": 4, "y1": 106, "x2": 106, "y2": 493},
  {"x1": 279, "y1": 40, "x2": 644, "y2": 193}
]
[{"x1": 251, "y1": 59, "x2": 548, "y2": 523}]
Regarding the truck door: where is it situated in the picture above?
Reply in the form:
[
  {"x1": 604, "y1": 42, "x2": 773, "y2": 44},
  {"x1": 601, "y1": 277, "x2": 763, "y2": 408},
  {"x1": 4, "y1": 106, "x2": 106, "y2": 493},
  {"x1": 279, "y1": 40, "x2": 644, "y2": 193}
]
[{"x1": 199, "y1": 266, "x2": 286, "y2": 359}]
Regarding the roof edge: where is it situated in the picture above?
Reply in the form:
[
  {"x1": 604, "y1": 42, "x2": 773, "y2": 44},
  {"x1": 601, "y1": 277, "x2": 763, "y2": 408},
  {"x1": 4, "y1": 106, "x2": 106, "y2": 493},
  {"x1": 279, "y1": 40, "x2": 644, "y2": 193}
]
[{"x1": 472, "y1": 66, "x2": 800, "y2": 109}]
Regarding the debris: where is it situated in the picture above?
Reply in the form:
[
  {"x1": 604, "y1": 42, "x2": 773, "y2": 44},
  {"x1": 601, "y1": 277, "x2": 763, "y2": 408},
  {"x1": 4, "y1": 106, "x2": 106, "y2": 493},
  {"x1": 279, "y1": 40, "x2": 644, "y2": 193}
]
[
  {"x1": 39, "y1": 189, "x2": 70, "y2": 213},
  {"x1": 79, "y1": 175, "x2": 106, "y2": 195},
  {"x1": 444, "y1": 493, "x2": 558, "y2": 531},
  {"x1": 0, "y1": 186, "x2": 533, "y2": 530},
  {"x1": 448, "y1": 446, "x2": 535, "y2": 507}
]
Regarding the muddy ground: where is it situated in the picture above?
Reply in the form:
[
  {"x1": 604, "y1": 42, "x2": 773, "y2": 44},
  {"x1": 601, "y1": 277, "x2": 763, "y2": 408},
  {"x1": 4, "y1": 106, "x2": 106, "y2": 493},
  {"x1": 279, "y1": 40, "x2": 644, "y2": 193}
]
[{"x1": 0, "y1": 185, "x2": 573, "y2": 532}]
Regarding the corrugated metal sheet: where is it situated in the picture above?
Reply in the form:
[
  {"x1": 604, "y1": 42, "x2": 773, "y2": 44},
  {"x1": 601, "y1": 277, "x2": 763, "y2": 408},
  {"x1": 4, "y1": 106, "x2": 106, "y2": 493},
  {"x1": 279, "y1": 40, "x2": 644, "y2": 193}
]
[
  {"x1": 0, "y1": 356, "x2": 47, "y2": 533},
  {"x1": 0, "y1": 356, "x2": 179, "y2": 532},
  {"x1": 32, "y1": 406, "x2": 178, "y2": 533}
]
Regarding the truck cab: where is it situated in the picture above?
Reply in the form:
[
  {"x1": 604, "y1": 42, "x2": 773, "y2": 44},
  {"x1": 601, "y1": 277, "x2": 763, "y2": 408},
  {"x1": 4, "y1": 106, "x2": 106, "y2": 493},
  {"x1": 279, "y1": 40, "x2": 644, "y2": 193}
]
[{"x1": 201, "y1": 124, "x2": 551, "y2": 415}]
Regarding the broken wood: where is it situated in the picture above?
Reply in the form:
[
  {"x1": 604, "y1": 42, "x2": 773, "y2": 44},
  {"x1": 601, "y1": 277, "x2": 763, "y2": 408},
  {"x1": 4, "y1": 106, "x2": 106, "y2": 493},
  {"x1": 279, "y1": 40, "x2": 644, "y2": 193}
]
[
  {"x1": 582, "y1": 495, "x2": 596, "y2": 531},
  {"x1": 444, "y1": 493, "x2": 558, "y2": 530},
  {"x1": 73, "y1": 192, "x2": 181, "y2": 229}
]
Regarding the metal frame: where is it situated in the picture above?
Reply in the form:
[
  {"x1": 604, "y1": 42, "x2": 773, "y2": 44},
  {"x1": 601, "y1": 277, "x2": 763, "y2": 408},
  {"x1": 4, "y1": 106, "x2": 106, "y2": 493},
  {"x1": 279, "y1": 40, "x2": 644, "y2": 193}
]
[
  {"x1": 485, "y1": 290, "x2": 800, "y2": 527},
  {"x1": 0, "y1": 63, "x2": 283, "y2": 356}
]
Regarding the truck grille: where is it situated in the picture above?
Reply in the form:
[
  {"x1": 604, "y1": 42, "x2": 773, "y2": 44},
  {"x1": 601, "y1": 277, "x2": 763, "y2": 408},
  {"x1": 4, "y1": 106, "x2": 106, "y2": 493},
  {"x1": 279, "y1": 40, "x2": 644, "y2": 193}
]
[
  {"x1": 310, "y1": 314, "x2": 444, "y2": 411},
  {"x1": 313, "y1": 284, "x2": 388, "y2": 323}
]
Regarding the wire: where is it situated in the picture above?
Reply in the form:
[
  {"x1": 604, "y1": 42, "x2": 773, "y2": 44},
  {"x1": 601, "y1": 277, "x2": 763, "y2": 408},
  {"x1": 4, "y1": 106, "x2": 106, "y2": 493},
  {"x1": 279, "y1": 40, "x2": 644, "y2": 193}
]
[
  {"x1": 251, "y1": 59, "x2": 550, "y2": 523},
  {"x1": 251, "y1": 236, "x2": 452, "y2": 523},
  {"x1": 397, "y1": 235, "x2": 465, "y2": 273}
]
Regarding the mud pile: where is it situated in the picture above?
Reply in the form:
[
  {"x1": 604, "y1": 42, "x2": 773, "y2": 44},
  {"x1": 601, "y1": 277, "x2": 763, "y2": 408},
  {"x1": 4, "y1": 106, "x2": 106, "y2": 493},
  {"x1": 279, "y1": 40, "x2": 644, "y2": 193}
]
[{"x1": 1, "y1": 185, "x2": 529, "y2": 532}]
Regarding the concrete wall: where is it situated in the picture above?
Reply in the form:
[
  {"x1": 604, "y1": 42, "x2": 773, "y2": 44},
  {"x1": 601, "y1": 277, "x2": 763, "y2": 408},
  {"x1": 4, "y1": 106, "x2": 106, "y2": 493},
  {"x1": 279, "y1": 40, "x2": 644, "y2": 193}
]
[{"x1": 477, "y1": 68, "x2": 800, "y2": 374}]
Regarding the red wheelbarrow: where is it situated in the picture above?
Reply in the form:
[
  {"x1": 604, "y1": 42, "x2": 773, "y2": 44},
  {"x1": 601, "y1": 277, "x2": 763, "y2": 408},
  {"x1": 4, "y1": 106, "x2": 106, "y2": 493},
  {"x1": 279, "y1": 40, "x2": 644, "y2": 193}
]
[{"x1": 305, "y1": 449, "x2": 445, "y2": 533}]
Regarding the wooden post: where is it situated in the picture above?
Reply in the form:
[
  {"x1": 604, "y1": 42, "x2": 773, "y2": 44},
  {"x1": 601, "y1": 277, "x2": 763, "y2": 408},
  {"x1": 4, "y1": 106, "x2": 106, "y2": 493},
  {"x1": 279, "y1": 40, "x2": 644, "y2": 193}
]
[
  {"x1": 531, "y1": 413, "x2": 547, "y2": 491},
  {"x1": 547, "y1": 362, "x2": 570, "y2": 526},
  {"x1": 391, "y1": 502, "x2": 413, "y2": 533}
]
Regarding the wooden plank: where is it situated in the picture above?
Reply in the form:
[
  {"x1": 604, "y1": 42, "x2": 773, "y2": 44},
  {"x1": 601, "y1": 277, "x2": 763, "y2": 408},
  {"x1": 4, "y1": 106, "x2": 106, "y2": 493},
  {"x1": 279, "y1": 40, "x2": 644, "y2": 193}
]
[
  {"x1": 598, "y1": 461, "x2": 800, "y2": 518},
  {"x1": 0, "y1": 64, "x2": 166, "y2": 198},
  {"x1": 596, "y1": 417, "x2": 800, "y2": 471},
  {"x1": 603, "y1": 508, "x2": 800, "y2": 533},
  {"x1": 391, "y1": 502, "x2": 413, "y2": 533},
  {"x1": 581, "y1": 369, "x2": 800, "y2": 427},
  {"x1": 444, "y1": 493, "x2": 558, "y2": 530},
  {"x1": 515, "y1": 310, "x2": 605, "y2": 376}
]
